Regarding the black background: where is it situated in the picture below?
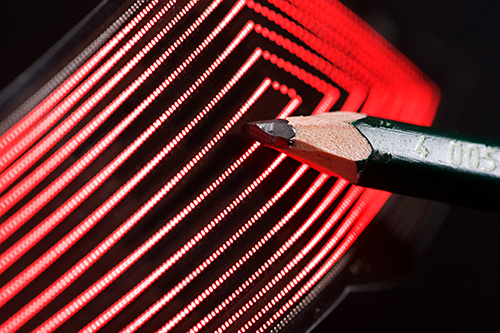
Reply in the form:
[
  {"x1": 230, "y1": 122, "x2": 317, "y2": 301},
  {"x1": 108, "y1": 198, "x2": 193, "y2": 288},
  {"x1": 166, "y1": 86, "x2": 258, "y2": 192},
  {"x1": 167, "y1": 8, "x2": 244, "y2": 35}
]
[{"x1": 0, "y1": 1, "x2": 498, "y2": 332}]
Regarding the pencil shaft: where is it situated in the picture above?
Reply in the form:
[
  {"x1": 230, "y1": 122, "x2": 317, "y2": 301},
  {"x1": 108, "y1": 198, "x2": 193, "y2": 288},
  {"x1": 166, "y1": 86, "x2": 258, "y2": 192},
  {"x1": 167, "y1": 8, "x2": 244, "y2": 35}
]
[{"x1": 352, "y1": 116, "x2": 500, "y2": 210}]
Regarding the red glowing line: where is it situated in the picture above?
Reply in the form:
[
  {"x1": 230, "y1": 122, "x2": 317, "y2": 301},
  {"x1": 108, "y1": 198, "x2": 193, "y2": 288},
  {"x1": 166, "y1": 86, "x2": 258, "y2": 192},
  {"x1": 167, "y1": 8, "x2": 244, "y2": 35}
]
[
  {"x1": 124, "y1": 95, "x2": 302, "y2": 333},
  {"x1": 0, "y1": 1, "x2": 249, "y2": 254},
  {"x1": 277, "y1": 96, "x2": 302, "y2": 118},
  {"x1": 255, "y1": 190, "x2": 391, "y2": 332},
  {"x1": 0, "y1": 1, "x2": 161, "y2": 156},
  {"x1": 0, "y1": 26, "x2": 257, "y2": 326},
  {"x1": 0, "y1": 1, "x2": 177, "y2": 175}
]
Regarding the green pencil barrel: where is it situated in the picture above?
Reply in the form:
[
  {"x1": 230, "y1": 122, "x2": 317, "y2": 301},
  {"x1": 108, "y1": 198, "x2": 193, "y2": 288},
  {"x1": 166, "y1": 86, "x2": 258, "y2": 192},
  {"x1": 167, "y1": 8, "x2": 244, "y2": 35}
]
[{"x1": 352, "y1": 116, "x2": 500, "y2": 211}]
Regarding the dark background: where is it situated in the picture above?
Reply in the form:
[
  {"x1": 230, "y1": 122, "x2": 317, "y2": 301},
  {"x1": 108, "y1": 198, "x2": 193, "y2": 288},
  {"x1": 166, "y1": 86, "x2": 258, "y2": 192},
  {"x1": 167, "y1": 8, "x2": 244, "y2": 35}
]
[{"x1": 0, "y1": 1, "x2": 498, "y2": 332}]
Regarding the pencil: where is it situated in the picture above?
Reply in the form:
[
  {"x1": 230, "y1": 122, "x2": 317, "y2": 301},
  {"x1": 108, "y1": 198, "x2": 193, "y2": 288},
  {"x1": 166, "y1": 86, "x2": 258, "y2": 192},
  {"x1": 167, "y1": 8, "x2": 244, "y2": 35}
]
[{"x1": 245, "y1": 112, "x2": 500, "y2": 211}]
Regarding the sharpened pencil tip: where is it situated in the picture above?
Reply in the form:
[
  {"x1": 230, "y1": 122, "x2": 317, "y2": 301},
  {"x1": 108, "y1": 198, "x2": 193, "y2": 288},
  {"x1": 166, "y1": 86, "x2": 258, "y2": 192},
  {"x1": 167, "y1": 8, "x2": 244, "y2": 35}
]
[{"x1": 244, "y1": 119, "x2": 295, "y2": 148}]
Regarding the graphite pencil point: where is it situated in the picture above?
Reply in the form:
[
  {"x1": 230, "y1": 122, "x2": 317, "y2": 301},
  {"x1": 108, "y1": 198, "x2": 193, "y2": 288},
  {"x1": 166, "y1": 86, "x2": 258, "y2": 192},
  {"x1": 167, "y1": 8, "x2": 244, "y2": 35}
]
[{"x1": 245, "y1": 119, "x2": 295, "y2": 148}]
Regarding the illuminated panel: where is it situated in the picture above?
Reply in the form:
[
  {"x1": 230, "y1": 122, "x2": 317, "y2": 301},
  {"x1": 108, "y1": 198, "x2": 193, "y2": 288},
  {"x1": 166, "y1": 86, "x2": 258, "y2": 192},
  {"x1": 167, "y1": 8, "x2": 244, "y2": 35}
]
[
  {"x1": 0, "y1": 0, "x2": 161, "y2": 156},
  {"x1": 0, "y1": 1, "x2": 249, "y2": 260},
  {"x1": 0, "y1": 1, "x2": 179, "y2": 176},
  {"x1": 0, "y1": 0, "x2": 439, "y2": 332}
]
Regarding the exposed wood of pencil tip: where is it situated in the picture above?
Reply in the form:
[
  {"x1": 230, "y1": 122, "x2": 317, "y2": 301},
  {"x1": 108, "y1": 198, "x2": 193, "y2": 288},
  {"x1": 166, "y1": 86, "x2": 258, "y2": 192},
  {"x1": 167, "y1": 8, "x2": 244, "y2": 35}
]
[{"x1": 246, "y1": 112, "x2": 372, "y2": 182}]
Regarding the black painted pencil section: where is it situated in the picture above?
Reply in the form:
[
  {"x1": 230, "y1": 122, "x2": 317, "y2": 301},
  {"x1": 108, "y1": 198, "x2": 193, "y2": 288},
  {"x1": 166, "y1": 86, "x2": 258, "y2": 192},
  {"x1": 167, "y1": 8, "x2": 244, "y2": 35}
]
[{"x1": 353, "y1": 116, "x2": 500, "y2": 211}]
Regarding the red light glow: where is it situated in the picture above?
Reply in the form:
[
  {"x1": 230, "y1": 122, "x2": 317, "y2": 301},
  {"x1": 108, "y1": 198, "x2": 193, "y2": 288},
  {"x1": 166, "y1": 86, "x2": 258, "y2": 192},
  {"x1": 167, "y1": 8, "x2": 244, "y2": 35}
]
[{"x1": 0, "y1": 0, "x2": 439, "y2": 332}]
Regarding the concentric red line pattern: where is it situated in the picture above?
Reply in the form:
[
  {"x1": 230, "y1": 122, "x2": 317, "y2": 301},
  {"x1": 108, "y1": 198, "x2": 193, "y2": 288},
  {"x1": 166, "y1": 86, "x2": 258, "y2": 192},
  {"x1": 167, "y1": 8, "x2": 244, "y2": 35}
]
[
  {"x1": 260, "y1": 0, "x2": 405, "y2": 114},
  {"x1": 79, "y1": 33, "x2": 337, "y2": 333},
  {"x1": 0, "y1": 24, "x2": 258, "y2": 313},
  {"x1": 82, "y1": 39, "x2": 339, "y2": 331},
  {"x1": 0, "y1": 1, "x2": 176, "y2": 176},
  {"x1": 0, "y1": 4, "x2": 251, "y2": 273},
  {"x1": 0, "y1": 0, "x2": 231, "y2": 243},
  {"x1": 0, "y1": 0, "x2": 441, "y2": 332},
  {"x1": 124, "y1": 161, "x2": 311, "y2": 333},
  {"x1": 254, "y1": 191, "x2": 391, "y2": 333},
  {"x1": 0, "y1": 0, "x2": 160, "y2": 156},
  {"x1": 211, "y1": 182, "x2": 357, "y2": 333},
  {"x1": 74, "y1": 78, "x2": 273, "y2": 333},
  {"x1": 128, "y1": 55, "x2": 338, "y2": 331}
]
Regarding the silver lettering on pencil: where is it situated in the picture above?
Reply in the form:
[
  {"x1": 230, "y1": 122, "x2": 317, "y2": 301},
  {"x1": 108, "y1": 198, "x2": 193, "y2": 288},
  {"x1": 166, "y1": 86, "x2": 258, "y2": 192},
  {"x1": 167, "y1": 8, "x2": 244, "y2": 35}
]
[
  {"x1": 449, "y1": 143, "x2": 498, "y2": 172},
  {"x1": 485, "y1": 148, "x2": 497, "y2": 171},
  {"x1": 450, "y1": 142, "x2": 462, "y2": 165},
  {"x1": 415, "y1": 137, "x2": 429, "y2": 158}
]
